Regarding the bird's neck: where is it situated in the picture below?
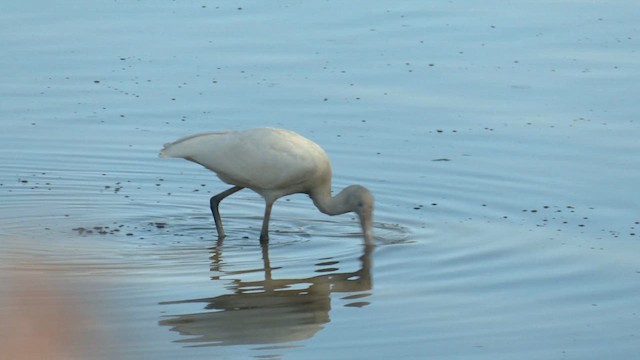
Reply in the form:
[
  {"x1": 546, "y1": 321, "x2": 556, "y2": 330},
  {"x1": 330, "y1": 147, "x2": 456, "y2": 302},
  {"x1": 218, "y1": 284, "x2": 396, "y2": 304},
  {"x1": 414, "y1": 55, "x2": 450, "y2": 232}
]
[{"x1": 310, "y1": 185, "x2": 352, "y2": 216}]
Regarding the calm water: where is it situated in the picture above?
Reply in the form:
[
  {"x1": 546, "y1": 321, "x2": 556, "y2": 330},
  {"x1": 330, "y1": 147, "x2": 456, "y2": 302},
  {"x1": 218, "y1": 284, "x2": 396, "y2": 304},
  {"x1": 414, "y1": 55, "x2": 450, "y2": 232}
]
[{"x1": 1, "y1": 1, "x2": 639, "y2": 359}]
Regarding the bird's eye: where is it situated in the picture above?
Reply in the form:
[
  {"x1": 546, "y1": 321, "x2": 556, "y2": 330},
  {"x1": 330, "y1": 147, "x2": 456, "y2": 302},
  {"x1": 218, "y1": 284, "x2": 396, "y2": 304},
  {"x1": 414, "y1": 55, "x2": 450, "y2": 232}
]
[{"x1": 357, "y1": 202, "x2": 363, "y2": 207}]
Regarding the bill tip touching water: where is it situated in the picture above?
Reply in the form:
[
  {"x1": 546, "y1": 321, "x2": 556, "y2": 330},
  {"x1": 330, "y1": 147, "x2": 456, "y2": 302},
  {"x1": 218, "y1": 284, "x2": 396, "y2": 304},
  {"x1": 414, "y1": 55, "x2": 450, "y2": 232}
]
[{"x1": 160, "y1": 127, "x2": 375, "y2": 245}]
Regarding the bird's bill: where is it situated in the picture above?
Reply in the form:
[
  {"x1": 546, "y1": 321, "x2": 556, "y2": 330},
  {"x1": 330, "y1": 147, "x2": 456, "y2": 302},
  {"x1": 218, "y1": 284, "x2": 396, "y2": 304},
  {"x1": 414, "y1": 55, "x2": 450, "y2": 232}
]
[{"x1": 359, "y1": 213, "x2": 375, "y2": 246}]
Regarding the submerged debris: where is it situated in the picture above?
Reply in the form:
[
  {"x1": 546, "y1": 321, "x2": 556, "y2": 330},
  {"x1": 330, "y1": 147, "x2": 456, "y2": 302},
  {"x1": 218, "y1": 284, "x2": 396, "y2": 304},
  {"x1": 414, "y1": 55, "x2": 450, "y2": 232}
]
[
  {"x1": 72, "y1": 221, "x2": 167, "y2": 237},
  {"x1": 72, "y1": 226, "x2": 121, "y2": 236}
]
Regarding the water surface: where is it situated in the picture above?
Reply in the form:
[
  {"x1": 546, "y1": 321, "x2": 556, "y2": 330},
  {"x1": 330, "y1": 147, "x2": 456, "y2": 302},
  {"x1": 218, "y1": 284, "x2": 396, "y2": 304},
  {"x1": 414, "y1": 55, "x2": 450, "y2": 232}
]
[{"x1": 1, "y1": 1, "x2": 639, "y2": 359}]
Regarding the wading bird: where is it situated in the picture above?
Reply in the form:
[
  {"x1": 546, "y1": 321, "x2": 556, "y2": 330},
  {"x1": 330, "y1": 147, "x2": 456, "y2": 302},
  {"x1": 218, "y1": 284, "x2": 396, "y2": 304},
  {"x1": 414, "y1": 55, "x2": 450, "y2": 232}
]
[{"x1": 160, "y1": 128, "x2": 374, "y2": 245}]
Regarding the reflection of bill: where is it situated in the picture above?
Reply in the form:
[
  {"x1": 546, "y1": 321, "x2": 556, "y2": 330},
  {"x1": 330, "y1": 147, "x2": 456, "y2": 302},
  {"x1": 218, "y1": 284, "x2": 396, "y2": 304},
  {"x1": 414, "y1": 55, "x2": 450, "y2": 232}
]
[{"x1": 159, "y1": 243, "x2": 373, "y2": 347}]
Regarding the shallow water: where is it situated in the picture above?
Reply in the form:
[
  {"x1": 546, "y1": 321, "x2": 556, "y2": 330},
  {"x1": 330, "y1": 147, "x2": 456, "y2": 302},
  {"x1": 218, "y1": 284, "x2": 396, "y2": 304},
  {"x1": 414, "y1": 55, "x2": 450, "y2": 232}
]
[{"x1": 1, "y1": 1, "x2": 639, "y2": 359}]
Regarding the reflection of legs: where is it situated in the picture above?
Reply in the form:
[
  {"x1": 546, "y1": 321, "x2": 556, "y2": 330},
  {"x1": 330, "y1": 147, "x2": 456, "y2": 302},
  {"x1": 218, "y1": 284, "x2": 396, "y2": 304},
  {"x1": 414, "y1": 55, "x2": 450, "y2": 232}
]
[
  {"x1": 259, "y1": 200, "x2": 274, "y2": 244},
  {"x1": 260, "y1": 242, "x2": 272, "y2": 281},
  {"x1": 209, "y1": 237, "x2": 225, "y2": 280},
  {"x1": 209, "y1": 186, "x2": 243, "y2": 239}
]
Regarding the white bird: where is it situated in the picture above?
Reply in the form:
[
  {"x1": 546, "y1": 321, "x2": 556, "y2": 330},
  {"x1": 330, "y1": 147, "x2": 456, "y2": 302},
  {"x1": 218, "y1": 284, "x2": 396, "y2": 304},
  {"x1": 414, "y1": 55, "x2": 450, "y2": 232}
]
[{"x1": 160, "y1": 128, "x2": 374, "y2": 245}]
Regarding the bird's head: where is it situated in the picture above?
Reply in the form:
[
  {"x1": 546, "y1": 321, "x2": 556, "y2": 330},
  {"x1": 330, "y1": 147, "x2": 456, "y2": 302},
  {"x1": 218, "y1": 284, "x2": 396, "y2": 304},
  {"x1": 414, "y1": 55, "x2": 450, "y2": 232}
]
[{"x1": 344, "y1": 185, "x2": 375, "y2": 245}]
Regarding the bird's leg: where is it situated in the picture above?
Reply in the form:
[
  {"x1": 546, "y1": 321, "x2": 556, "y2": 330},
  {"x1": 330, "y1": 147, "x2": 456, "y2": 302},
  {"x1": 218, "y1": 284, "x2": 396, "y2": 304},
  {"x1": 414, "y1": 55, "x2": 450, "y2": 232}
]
[
  {"x1": 209, "y1": 186, "x2": 243, "y2": 239},
  {"x1": 259, "y1": 200, "x2": 274, "y2": 244}
]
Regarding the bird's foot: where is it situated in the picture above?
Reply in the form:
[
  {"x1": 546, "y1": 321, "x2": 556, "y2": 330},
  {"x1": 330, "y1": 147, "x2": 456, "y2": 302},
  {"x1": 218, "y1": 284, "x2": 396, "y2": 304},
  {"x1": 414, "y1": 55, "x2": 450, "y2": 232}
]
[{"x1": 215, "y1": 231, "x2": 226, "y2": 241}]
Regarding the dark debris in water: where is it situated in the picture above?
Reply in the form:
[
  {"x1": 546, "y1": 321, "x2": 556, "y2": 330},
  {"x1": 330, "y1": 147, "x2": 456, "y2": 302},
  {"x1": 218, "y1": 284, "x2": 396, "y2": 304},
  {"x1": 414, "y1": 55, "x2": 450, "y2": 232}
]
[
  {"x1": 72, "y1": 225, "x2": 122, "y2": 236},
  {"x1": 151, "y1": 222, "x2": 167, "y2": 229},
  {"x1": 71, "y1": 221, "x2": 171, "y2": 238},
  {"x1": 412, "y1": 203, "x2": 437, "y2": 210},
  {"x1": 446, "y1": 201, "x2": 639, "y2": 241},
  {"x1": 501, "y1": 204, "x2": 638, "y2": 239}
]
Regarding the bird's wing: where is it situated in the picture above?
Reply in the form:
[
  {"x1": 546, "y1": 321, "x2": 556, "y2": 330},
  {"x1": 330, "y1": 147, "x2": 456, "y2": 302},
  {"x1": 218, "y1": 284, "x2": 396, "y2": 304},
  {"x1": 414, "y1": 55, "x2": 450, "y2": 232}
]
[{"x1": 163, "y1": 129, "x2": 330, "y2": 191}]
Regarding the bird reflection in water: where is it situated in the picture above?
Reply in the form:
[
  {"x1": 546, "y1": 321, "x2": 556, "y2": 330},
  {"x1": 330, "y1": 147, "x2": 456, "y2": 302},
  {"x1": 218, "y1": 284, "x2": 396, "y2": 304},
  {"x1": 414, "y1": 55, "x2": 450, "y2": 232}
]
[{"x1": 159, "y1": 241, "x2": 373, "y2": 347}]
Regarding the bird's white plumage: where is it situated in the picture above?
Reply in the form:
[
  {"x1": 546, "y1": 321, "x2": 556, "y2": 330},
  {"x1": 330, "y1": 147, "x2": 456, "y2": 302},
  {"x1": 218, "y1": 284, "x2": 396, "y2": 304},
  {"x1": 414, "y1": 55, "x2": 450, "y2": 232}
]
[
  {"x1": 160, "y1": 127, "x2": 374, "y2": 244},
  {"x1": 161, "y1": 128, "x2": 330, "y2": 198}
]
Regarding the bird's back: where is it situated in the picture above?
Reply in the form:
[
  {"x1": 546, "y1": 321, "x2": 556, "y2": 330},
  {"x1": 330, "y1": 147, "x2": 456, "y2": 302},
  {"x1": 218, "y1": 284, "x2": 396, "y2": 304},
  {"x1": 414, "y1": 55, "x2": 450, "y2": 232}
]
[{"x1": 160, "y1": 128, "x2": 331, "y2": 194}]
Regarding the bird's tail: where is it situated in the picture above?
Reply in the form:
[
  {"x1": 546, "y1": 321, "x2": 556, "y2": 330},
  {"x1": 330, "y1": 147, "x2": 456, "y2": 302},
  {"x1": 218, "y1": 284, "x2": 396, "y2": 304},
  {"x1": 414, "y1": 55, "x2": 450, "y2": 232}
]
[
  {"x1": 159, "y1": 131, "x2": 224, "y2": 159},
  {"x1": 159, "y1": 142, "x2": 179, "y2": 158},
  {"x1": 159, "y1": 134, "x2": 201, "y2": 159}
]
